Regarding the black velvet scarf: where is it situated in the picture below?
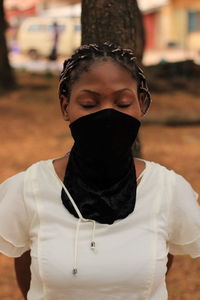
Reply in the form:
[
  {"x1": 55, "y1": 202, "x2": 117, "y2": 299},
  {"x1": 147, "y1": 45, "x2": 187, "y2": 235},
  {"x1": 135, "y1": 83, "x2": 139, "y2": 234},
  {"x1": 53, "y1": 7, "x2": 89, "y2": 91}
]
[{"x1": 61, "y1": 109, "x2": 140, "y2": 225}]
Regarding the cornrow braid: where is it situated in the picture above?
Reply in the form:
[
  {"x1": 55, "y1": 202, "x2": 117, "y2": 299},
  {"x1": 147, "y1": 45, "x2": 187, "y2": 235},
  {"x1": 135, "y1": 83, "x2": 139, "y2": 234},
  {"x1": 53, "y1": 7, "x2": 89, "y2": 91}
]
[{"x1": 59, "y1": 42, "x2": 151, "y2": 115}]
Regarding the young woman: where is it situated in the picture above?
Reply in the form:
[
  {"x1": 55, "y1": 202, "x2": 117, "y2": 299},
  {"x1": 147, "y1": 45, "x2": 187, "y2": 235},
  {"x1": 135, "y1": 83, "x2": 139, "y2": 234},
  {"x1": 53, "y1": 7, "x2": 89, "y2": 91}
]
[{"x1": 0, "y1": 42, "x2": 200, "y2": 300}]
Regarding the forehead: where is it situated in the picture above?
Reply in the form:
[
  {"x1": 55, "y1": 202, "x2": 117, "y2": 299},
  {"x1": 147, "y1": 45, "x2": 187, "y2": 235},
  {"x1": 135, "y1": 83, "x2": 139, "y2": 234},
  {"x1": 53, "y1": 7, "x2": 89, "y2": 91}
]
[{"x1": 71, "y1": 60, "x2": 137, "y2": 90}]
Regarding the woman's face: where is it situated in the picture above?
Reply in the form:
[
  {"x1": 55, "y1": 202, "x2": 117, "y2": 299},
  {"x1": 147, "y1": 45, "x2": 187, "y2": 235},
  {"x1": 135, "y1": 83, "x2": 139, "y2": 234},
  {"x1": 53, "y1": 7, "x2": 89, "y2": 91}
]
[{"x1": 60, "y1": 61, "x2": 143, "y2": 123}]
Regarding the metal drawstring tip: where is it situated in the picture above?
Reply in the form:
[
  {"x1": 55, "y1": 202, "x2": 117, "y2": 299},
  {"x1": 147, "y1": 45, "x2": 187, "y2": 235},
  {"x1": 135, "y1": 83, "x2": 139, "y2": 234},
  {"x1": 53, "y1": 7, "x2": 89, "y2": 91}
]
[
  {"x1": 72, "y1": 268, "x2": 78, "y2": 275},
  {"x1": 90, "y1": 241, "x2": 96, "y2": 250}
]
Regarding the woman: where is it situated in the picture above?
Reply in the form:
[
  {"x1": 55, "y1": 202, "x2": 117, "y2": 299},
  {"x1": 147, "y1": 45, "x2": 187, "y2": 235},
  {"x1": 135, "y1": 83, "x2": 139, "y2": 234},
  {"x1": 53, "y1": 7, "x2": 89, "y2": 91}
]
[{"x1": 0, "y1": 42, "x2": 200, "y2": 300}]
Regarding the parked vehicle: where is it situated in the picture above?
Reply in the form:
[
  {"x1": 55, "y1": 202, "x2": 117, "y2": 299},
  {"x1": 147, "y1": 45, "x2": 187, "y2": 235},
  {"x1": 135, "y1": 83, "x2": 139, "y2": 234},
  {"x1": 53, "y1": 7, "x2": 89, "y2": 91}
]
[{"x1": 17, "y1": 17, "x2": 81, "y2": 58}]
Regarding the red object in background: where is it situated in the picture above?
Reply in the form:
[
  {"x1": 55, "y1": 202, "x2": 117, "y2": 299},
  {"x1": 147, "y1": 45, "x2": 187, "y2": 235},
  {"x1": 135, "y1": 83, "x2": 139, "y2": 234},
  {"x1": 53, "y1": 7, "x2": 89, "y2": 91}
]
[
  {"x1": 143, "y1": 12, "x2": 156, "y2": 49},
  {"x1": 5, "y1": 6, "x2": 37, "y2": 20}
]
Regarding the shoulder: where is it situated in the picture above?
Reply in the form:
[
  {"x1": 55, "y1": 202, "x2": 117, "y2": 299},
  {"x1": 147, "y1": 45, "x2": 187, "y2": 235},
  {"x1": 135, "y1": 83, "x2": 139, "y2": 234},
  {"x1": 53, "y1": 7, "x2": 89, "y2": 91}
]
[
  {"x1": 142, "y1": 159, "x2": 188, "y2": 181},
  {"x1": 135, "y1": 158, "x2": 173, "y2": 183},
  {"x1": 0, "y1": 171, "x2": 25, "y2": 195},
  {"x1": 144, "y1": 160, "x2": 198, "y2": 209},
  {"x1": 139, "y1": 159, "x2": 176, "y2": 182},
  {"x1": 148, "y1": 160, "x2": 196, "y2": 192},
  {"x1": 139, "y1": 159, "x2": 197, "y2": 198},
  {"x1": 0, "y1": 159, "x2": 54, "y2": 190},
  {"x1": 0, "y1": 159, "x2": 56, "y2": 225}
]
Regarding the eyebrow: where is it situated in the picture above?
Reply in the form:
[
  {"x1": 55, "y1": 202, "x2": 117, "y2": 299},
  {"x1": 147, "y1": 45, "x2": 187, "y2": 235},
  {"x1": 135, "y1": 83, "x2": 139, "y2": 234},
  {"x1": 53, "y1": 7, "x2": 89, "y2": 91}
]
[
  {"x1": 80, "y1": 90, "x2": 101, "y2": 96},
  {"x1": 80, "y1": 88, "x2": 133, "y2": 95}
]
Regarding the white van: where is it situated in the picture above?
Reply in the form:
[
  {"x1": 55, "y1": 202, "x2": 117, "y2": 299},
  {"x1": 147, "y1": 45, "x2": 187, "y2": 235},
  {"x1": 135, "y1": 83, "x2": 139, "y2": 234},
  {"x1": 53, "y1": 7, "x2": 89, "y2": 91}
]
[{"x1": 17, "y1": 16, "x2": 81, "y2": 58}]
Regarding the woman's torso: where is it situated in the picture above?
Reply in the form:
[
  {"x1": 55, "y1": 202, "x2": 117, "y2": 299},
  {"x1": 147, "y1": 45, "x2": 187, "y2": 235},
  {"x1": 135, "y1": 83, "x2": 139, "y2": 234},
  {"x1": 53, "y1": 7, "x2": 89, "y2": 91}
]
[{"x1": 26, "y1": 159, "x2": 172, "y2": 300}]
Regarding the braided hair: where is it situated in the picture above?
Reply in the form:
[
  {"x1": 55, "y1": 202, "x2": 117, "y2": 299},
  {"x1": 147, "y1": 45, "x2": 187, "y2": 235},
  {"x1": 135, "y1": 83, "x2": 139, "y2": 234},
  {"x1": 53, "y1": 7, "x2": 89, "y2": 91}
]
[{"x1": 59, "y1": 42, "x2": 151, "y2": 115}]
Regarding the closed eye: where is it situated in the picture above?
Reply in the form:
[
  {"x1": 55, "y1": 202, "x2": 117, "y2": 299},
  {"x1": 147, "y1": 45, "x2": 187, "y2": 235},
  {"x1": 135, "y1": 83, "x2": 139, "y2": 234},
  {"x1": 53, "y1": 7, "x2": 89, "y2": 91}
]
[
  {"x1": 115, "y1": 92, "x2": 136, "y2": 108},
  {"x1": 117, "y1": 103, "x2": 132, "y2": 108},
  {"x1": 81, "y1": 103, "x2": 97, "y2": 109}
]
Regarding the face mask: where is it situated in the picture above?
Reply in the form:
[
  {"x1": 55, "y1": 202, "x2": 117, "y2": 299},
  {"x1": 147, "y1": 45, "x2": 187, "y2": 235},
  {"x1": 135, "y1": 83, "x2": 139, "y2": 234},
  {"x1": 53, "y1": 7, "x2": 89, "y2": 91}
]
[{"x1": 61, "y1": 109, "x2": 141, "y2": 224}]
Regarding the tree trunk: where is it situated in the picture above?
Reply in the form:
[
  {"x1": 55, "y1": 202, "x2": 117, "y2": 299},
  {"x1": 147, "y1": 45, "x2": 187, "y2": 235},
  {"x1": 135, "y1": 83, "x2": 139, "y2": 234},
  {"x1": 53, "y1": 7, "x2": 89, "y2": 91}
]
[
  {"x1": 81, "y1": 0, "x2": 145, "y2": 62},
  {"x1": 81, "y1": 0, "x2": 145, "y2": 156},
  {"x1": 134, "y1": 1, "x2": 145, "y2": 62},
  {"x1": 0, "y1": 0, "x2": 16, "y2": 91}
]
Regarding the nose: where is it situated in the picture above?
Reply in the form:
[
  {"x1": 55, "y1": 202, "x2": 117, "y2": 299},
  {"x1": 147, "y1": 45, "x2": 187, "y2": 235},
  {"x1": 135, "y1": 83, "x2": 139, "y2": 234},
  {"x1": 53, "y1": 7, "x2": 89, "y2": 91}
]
[
  {"x1": 99, "y1": 100, "x2": 115, "y2": 111},
  {"x1": 100, "y1": 105, "x2": 114, "y2": 111}
]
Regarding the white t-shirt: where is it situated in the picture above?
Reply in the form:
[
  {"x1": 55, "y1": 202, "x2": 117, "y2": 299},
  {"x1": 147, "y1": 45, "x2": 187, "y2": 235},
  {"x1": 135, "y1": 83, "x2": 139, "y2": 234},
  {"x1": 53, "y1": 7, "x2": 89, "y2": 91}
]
[{"x1": 0, "y1": 159, "x2": 200, "y2": 300}]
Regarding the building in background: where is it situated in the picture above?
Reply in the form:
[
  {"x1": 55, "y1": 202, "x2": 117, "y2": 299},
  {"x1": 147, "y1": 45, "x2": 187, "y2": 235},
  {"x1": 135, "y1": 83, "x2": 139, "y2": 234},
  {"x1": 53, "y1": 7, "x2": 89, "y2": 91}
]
[
  {"x1": 138, "y1": 0, "x2": 170, "y2": 50},
  {"x1": 4, "y1": 0, "x2": 79, "y2": 25},
  {"x1": 141, "y1": 0, "x2": 200, "y2": 52},
  {"x1": 163, "y1": 0, "x2": 200, "y2": 52},
  {"x1": 4, "y1": 0, "x2": 40, "y2": 24},
  {"x1": 4, "y1": 0, "x2": 200, "y2": 63}
]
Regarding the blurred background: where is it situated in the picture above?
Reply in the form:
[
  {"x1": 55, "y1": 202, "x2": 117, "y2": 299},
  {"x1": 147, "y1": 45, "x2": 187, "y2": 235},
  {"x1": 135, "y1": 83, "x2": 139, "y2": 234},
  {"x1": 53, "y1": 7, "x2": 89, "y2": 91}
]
[
  {"x1": 3, "y1": 0, "x2": 200, "y2": 69},
  {"x1": 0, "y1": 0, "x2": 200, "y2": 299}
]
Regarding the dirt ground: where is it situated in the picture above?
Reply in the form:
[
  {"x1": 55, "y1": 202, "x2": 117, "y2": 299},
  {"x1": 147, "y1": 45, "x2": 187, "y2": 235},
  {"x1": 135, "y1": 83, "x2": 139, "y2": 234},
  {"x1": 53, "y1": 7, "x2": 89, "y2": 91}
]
[{"x1": 0, "y1": 72, "x2": 200, "y2": 299}]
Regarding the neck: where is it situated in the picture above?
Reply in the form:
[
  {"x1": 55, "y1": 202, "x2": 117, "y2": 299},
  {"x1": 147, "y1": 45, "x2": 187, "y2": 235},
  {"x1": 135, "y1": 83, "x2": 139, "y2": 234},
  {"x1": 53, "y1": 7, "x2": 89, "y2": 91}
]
[{"x1": 67, "y1": 143, "x2": 134, "y2": 188}]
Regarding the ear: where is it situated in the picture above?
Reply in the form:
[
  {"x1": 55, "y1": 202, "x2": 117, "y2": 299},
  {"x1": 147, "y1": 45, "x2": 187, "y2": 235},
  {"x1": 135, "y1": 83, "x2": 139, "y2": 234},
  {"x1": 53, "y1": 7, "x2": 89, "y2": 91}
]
[
  {"x1": 60, "y1": 95, "x2": 70, "y2": 121},
  {"x1": 138, "y1": 92, "x2": 150, "y2": 117}
]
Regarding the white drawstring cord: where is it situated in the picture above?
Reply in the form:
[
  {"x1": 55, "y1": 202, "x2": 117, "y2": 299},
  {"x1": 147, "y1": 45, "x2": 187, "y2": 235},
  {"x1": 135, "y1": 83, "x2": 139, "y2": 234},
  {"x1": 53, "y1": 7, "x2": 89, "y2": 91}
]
[
  {"x1": 52, "y1": 172, "x2": 96, "y2": 276},
  {"x1": 72, "y1": 218, "x2": 81, "y2": 275},
  {"x1": 61, "y1": 181, "x2": 84, "y2": 220},
  {"x1": 90, "y1": 220, "x2": 96, "y2": 250},
  {"x1": 73, "y1": 218, "x2": 96, "y2": 275}
]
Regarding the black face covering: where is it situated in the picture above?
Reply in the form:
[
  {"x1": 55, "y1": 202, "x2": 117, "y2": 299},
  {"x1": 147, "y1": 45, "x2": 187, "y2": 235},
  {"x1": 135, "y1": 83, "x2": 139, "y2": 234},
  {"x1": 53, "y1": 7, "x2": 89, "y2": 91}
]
[{"x1": 61, "y1": 109, "x2": 141, "y2": 224}]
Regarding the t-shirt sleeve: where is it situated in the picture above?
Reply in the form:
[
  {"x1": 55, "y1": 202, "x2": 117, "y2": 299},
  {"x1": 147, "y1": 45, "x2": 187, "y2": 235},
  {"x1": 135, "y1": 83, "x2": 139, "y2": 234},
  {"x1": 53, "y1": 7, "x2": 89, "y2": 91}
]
[
  {"x1": 0, "y1": 172, "x2": 30, "y2": 257},
  {"x1": 168, "y1": 173, "x2": 200, "y2": 258}
]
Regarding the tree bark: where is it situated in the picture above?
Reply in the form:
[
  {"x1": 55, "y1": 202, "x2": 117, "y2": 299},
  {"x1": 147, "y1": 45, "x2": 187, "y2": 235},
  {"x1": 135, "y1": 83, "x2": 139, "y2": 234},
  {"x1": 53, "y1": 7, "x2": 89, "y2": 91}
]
[
  {"x1": 81, "y1": 0, "x2": 145, "y2": 156},
  {"x1": 81, "y1": 0, "x2": 145, "y2": 62},
  {"x1": 0, "y1": 0, "x2": 16, "y2": 91}
]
